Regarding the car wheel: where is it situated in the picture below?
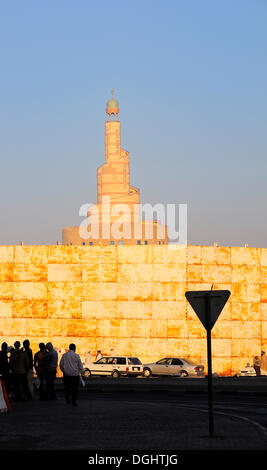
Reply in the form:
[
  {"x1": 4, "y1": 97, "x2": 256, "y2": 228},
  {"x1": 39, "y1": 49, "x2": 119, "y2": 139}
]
[
  {"x1": 180, "y1": 370, "x2": 188, "y2": 378},
  {"x1": 112, "y1": 370, "x2": 120, "y2": 378},
  {"x1": 83, "y1": 368, "x2": 91, "y2": 378},
  {"x1": 143, "y1": 368, "x2": 152, "y2": 378}
]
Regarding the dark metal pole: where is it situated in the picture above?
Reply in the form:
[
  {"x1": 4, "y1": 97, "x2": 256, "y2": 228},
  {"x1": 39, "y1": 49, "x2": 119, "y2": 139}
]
[{"x1": 206, "y1": 293, "x2": 214, "y2": 437}]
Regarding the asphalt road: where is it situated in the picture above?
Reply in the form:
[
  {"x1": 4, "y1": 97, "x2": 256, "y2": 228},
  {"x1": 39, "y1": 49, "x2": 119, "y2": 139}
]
[{"x1": 1, "y1": 389, "x2": 267, "y2": 451}]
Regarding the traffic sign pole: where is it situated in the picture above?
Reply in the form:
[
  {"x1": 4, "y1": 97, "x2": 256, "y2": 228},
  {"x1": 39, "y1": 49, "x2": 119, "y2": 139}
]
[
  {"x1": 185, "y1": 289, "x2": 231, "y2": 439},
  {"x1": 206, "y1": 293, "x2": 214, "y2": 437}
]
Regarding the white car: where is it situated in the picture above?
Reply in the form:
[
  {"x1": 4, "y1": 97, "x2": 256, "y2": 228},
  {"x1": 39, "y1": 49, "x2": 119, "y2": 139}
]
[
  {"x1": 236, "y1": 364, "x2": 256, "y2": 377},
  {"x1": 83, "y1": 356, "x2": 143, "y2": 378}
]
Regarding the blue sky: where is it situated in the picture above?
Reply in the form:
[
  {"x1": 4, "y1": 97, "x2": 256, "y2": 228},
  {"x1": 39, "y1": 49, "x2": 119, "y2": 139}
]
[{"x1": 0, "y1": 0, "x2": 266, "y2": 246}]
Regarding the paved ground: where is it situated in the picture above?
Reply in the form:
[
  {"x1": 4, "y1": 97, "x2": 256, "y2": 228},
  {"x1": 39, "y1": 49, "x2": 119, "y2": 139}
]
[
  {"x1": 0, "y1": 391, "x2": 267, "y2": 450},
  {"x1": 80, "y1": 376, "x2": 267, "y2": 394}
]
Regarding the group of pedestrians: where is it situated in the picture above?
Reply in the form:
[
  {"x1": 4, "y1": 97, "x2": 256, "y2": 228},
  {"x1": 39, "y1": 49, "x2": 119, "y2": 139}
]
[
  {"x1": 0, "y1": 340, "x2": 84, "y2": 408},
  {"x1": 0, "y1": 340, "x2": 34, "y2": 402},
  {"x1": 253, "y1": 351, "x2": 267, "y2": 376}
]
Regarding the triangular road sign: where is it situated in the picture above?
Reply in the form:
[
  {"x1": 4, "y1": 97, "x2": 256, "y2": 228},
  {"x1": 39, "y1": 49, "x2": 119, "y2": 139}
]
[{"x1": 185, "y1": 290, "x2": 231, "y2": 330}]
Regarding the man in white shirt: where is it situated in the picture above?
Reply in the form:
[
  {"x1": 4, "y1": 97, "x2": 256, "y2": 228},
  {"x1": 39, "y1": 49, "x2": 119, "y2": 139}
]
[
  {"x1": 60, "y1": 344, "x2": 84, "y2": 406},
  {"x1": 96, "y1": 350, "x2": 102, "y2": 362},
  {"x1": 85, "y1": 350, "x2": 93, "y2": 364}
]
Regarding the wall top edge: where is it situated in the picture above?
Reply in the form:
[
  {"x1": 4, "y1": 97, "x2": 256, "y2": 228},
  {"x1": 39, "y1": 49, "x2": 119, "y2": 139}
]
[{"x1": 0, "y1": 244, "x2": 266, "y2": 249}]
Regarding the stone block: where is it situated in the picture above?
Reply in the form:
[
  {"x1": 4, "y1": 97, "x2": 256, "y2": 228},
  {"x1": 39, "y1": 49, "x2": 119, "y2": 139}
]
[
  {"x1": 13, "y1": 300, "x2": 48, "y2": 318},
  {"x1": 166, "y1": 338, "x2": 188, "y2": 357},
  {"x1": 231, "y1": 247, "x2": 260, "y2": 266},
  {"x1": 212, "y1": 321, "x2": 232, "y2": 339},
  {"x1": 65, "y1": 319, "x2": 96, "y2": 337},
  {"x1": 262, "y1": 285, "x2": 267, "y2": 303},
  {"x1": 261, "y1": 303, "x2": 267, "y2": 321},
  {"x1": 118, "y1": 264, "x2": 152, "y2": 282},
  {"x1": 131, "y1": 338, "x2": 168, "y2": 362},
  {"x1": 48, "y1": 282, "x2": 81, "y2": 301},
  {"x1": 201, "y1": 246, "x2": 219, "y2": 264},
  {"x1": 46, "y1": 319, "x2": 64, "y2": 336},
  {"x1": 186, "y1": 282, "x2": 213, "y2": 292},
  {"x1": 210, "y1": 339, "x2": 231, "y2": 357},
  {"x1": 188, "y1": 321, "x2": 206, "y2": 338},
  {"x1": 232, "y1": 265, "x2": 260, "y2": 283},
  {"x1": 117, "y1": 282, "x2": 152, "y2": 301},
  {"x1": 25, "y1": 319, "x2": 48, "y2": 337},
  {"x1": 261, "y1": 322, "x2": 267, "y2": 339},
  {"x1": 82, "y1": 300, "x2": 117, "y2": 319},
  {"x1": 13, "y1": 264, "x2": 47, "y2": 282},
  {"x1": 0, "y1": 246, "x2": 13, "y2": 263},
  {"x1": 79, "y1": 247, "x2": 101, "y2": 264},
  {"x1": 231, "y1": 339, "x2": 261, "y2": 357},
  {"x1": 0, "y1": 318, "x2": 26, "y2": 336},
  {"x1": 48, "y1": 264, "x2": 82, "y2": 282},
  {"x1": 231, "y1": 283, "x2": 260, "y2": 303},
  {"x1": 187, "y1": 265, "x2": 202, "y2": 282},
  {"x1": 117, "y1": 246, "x2": 153, "y2": 264},
  {"x1": 117, "y1": 300, "x2": 152, "y2": 319},
  {"x1": 48, "y1": 300, "x2": 82, "y2": 319},
  {"x1": 187, "y1": 246, "x2": 201, "y2": 264},
  {"x1": 232, "y1": 321, "x2": 261, "y2": 339},
  {"x1": 188, "y1": 339, "x2": 205, "y2": 357},
  {"x1": 95, "y1": 338, "x2": 132, "y2": 357},
  {"x1": 149, "y1": 319, "x2": 167, "y2": 337},
  {"x1": 261, "y1": 267, "x2": 267, "y2": 283},
  {"x1": 153, "y1": 264, "x2": 186, "y2": 282},
  {"x1": 153, "y1": 245, "x2": 187, "y2": 264},
  {"x1": 0, "y1": 300, "x2": 13, "y2": 318},
  {"x1": 96, "y1": 318, "x2": 127, "y2": 337},
  {"x1": 14, "y1": 246, "x2": 48, "y2": 264},
  {"x1": 202, "y1": 264, "x2": 231, "y2": 283},
  {"x1": 218, "y1": 301, "x2": 232, "y2": 320},
  {"x1": 82, "y1": 264, "x2": 117, "y2": 282},
  {"x1": 82, "y1": 282, "x2": 117, "y2": 300},
  {"x1": 48, "y1": 246, "x2": 81, "y2": 264},
  {"x1": 261, "y1": 248, "x2": 267, "y2": 267},
  {"x1": 14, "y1": 282, "x2": 47, "y2": 300},
  {"x1": 0, "y1": 264, "x2": 13, "y2": 282},
  {"x1": 152, "y1": 300, "x2": 187, "y2": 320},
  {"x1": 232, "y1": 302, "x2": 260, "y2": 321},
  {"x1": 217, "y1": 247, "x2": 231, "y2": 265},
  {"x1": 0, "y1": 282, "x2": 13, "y2": 299},
  {"x1": 127, "y1": 319, "x2": 152, "y2": 338},
  {"x1": 167, "y1": 320, "x2": 188, "y2": 338},
  {"x1": 152, "y1": 282, "x2": 186, "y2": 301}
]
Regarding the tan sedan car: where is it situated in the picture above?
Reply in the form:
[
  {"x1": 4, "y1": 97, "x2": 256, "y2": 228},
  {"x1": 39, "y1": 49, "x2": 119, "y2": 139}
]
[{"x1": 143, "y1": 357, "x2": 205, "y2": 378}]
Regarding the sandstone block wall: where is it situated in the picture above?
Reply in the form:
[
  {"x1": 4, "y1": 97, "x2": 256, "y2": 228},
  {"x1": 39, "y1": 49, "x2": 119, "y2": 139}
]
[{"x1": 0, "y1": 244, "x2": 266, "y2": 375}]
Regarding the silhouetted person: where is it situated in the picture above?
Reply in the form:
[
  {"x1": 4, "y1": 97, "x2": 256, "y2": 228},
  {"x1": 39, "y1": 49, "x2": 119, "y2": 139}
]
[
  {"x1": 34, "y1": 343, "x2": 47, "y2": 400},
  {"x1": 60, "y1": 344, "x2": 83, "y2": 407},
  {"x1": 253, "y1": 355, "x2": 261, "y2": 376},
  {"x1": 261, "y1": 351, "x2": 267, "y2": 375},
  {"x1": 9, "y1": 341, "x2": 29, "y2": 401},
  {"x1": 44, "y1": 342, "x2": 58, "y2": 400},
  {"x1": 0, "y1": 342, "x2": 11, "y2": 395},
  {"x1": 22, "y1": 339, "x2": 34, "y2": 399}
]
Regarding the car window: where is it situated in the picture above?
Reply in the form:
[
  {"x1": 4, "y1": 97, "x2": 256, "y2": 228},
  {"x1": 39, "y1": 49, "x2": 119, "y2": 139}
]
[
  {"x1": 106, "y1": 357, "x2": 114, "y2": 364},
  {"x1": 96, "y1": 357, "x2": 107, "y2": 364},
  {"x1": 171, "y1": 359, "x2": 183, "y2": 366},
  {"x1": 116, "y1": 357, "x2": 126, "y2": 365},
  {"x1": 156, "y1": 358, "x2": 169, "y2": 365},
  {"x1": 127, "y1": 357, "x2": 141, "y2": 365}
]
